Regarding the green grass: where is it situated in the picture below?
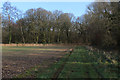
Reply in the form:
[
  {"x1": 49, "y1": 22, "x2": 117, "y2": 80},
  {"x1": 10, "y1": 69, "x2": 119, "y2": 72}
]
[
  {"x1": 36, "y1": 53, "x2": 69, "y2": 78},
  {"x1": 58, "y1": 46, "x2": 118, "y2": 78},
  {"x1": 16, "y1": 53, "x2": 69, "y2": 78},
  {"x1": 8, "y1": 46, "x2": 118, "y2": 78},
  {"x1": 2, "y1": 46, "x2": 72, "y2": 78},
  {"x1": 2, "y1": 46, "x2": 70, "y2": 52},
  {"x1": 2, "y1": 46, "x2": 39, "y2": 52}
]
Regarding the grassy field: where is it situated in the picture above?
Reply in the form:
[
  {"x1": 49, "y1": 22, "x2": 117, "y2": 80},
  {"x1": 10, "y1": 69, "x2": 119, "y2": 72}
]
[
  {"x1": 2, "y1": 46, "x2": 119, "y2": 78},
  {"x1": 2, "y1": 46, "x2": 72, "y2": 78}
]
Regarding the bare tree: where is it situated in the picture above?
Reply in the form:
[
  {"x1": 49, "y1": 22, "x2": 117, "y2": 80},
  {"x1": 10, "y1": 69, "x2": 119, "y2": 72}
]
[{"x1": 2, "y1": 2, "x2": 20, "y2": 44}]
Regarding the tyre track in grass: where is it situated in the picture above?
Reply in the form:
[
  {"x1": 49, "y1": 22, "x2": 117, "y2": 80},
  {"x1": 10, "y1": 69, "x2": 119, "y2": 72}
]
[
  {"x1": 84, "y1": 64, "x2": 91, "y2": 79},
  {"x1": 86, "y1": 46, "x2": 106, "y2": 78},
  {"x1": 52, "y1": 48, "x2": 73, "y2": 80},
  {"x1": 90, "y1": 52, "x2": 104, "y2": 78},
  {"x1": 83, "y1": 51, "x2": 91, "y2": 79},
  {"x1": 91, "y1": 63, "x2": 104, "y2": 78}
]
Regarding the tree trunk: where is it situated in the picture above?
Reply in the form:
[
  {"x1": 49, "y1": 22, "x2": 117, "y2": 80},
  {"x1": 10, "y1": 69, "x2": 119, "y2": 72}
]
[
  {"x1": 57, "y1": 29, "x2": 60, "y2": 43},
  {"x1": 66, "y1": 30, "x2": 69, "y2": 43},
  {"x1": 43, "y1": 32, "x2": 46, "y2": 43},
  {"x1": 36, "y1": 36, "x2": 39, "y2": 44},
  {"x1": 20, "y1": 26, "x2": 25, "y2": 44},
  {"x1": 8, "y1": 15, "x2": 11, "y2": 44},
  {"x1": 51, "y1": 27, "x2": 55, "y2": 43},
  {"x1": 9, "y1": 30, "x2": 11, "y2": 44}
]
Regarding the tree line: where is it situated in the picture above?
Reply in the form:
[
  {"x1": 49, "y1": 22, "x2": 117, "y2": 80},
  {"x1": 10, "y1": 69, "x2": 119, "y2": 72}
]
[{"x1": 1, "y1": 2, "x2": 120, "y2": 49}]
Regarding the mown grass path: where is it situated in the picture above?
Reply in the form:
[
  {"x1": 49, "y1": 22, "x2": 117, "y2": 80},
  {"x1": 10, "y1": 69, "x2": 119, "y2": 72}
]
[
  {"x1": 52, "y1": 49, "x2": 73, "y2": 79},
  {"x1": 58, "y1": 46, "x2": 118, "y2": 78}
]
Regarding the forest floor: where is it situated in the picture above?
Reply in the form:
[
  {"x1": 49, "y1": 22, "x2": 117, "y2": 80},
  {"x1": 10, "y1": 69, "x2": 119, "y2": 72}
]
[{"x1": 2, "y1": 45, "x2": 119, "y2": 78}]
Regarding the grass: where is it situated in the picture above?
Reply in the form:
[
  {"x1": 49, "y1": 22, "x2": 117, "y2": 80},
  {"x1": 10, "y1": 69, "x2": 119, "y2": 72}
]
[
  {"x1": 58, "y1": 46, "x2": 118, "y2": 78},
  {"x1": 16, "y1": 53, "x2": 69, "y2": 78},
  {"x1": 2, "y1": 46, "x2": 72, "y2": 78},
  {"x1": 26, "y1": 46, "x2": 118, "y2": 78},
  {"x1": 2, "y1": 46, "x2": 68, "y2": 52},
  {"x1": 3, "y1": 46, "x2": 118, "y2": 78}
]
